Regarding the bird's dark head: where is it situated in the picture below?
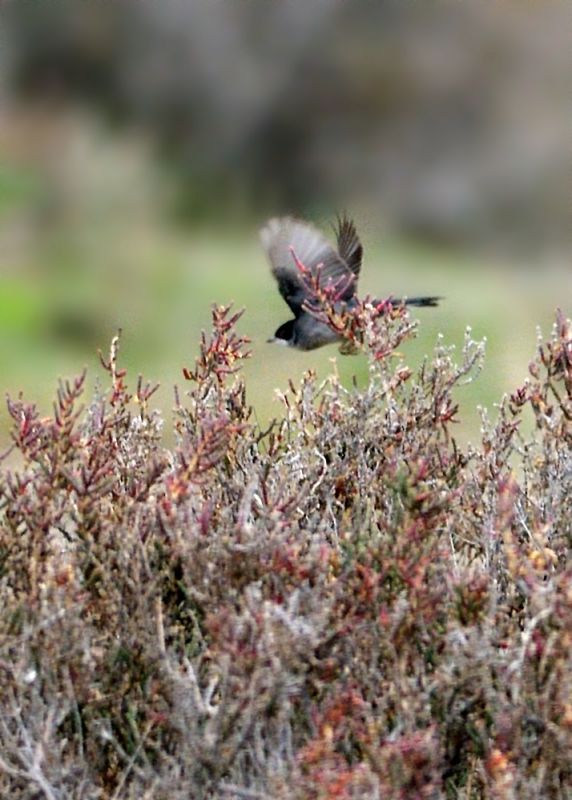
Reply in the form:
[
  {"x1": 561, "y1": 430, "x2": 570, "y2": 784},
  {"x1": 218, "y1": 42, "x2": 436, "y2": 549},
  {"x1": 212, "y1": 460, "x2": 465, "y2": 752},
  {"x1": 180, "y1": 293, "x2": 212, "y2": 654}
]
[{"x1": 267, "y1": 319, "x2": 295, "y2": 346}]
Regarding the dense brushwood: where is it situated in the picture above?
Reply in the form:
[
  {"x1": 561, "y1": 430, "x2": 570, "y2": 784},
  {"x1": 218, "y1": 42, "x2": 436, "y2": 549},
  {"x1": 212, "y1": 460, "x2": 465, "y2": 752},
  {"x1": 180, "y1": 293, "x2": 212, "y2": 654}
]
[{"x1": 1, "y1": 298, "x2": 572, "y2": 799}]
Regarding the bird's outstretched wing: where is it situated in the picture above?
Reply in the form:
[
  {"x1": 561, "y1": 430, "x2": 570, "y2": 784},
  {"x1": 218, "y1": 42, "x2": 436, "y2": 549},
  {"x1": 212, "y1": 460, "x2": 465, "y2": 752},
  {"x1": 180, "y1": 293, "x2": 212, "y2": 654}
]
[
  {"x1": 260, "y1": 217, "x2": 357, "y2": 316},
  {"x1": 334, "y1": 214, "x2": 363, "y2": 279}
]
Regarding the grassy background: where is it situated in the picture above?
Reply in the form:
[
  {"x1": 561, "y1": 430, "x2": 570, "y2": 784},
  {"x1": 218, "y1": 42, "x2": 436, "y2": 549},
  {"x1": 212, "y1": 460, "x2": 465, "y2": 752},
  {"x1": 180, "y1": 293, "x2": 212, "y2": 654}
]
[{"x1": 0, "y1": 161, "x2": 567, "y2": 454}]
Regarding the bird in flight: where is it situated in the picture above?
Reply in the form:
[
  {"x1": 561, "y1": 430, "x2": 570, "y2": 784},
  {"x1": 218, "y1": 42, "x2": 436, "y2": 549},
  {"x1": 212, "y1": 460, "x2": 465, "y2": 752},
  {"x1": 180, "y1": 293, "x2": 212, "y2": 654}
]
[{"x1": 260, "y1": 215, "x2": 440, "y2": 351}]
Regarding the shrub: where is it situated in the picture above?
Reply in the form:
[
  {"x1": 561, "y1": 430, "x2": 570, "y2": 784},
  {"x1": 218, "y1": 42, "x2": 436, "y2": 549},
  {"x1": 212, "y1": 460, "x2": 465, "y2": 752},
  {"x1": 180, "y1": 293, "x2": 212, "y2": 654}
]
[{"x1": 1, "y1": 299, "x2": 572, "y2": 799}]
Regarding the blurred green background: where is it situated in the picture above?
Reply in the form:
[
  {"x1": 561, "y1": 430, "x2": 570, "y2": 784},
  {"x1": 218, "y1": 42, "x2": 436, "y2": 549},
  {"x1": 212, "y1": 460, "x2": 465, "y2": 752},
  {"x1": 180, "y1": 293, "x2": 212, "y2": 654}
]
[{"x1": 0, "y1": 1, "x2": 570, "y2": 451}]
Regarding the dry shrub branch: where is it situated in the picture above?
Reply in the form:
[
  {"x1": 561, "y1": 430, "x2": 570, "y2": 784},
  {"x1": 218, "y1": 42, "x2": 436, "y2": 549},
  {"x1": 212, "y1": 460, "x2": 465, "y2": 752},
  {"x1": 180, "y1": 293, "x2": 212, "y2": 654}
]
[{"x1": 1, "y1": 300, "x2": 572, "y2": 799}]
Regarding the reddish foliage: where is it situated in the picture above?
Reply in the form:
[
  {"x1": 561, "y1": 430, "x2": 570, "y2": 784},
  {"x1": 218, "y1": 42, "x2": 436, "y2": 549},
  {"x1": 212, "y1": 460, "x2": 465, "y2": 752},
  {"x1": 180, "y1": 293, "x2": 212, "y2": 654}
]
[{"x1": 1, "y1": 299, "x2": 572, "y2": 798}]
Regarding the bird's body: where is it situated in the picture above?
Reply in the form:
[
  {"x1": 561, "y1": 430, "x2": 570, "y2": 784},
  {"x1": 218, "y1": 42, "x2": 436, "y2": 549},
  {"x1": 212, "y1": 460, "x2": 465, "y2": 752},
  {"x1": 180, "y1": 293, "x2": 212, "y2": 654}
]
[{"x1": 260, "y1": 215, "x2": 440, "y2": 352}]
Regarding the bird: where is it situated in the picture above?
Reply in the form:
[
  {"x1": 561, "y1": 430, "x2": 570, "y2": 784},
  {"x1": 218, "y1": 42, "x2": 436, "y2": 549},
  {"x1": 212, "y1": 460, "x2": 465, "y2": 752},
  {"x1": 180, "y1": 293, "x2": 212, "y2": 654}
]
[{"x1": 260, "y1": 215, "x2": 440, "y2": 352}]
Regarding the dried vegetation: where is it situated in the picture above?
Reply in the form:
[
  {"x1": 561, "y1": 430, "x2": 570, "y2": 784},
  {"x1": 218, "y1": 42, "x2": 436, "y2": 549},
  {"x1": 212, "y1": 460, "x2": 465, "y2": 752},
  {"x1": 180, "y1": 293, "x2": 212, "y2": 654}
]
[{"x1": 2, "y1": 295, "x2": 572, "y2": 799}]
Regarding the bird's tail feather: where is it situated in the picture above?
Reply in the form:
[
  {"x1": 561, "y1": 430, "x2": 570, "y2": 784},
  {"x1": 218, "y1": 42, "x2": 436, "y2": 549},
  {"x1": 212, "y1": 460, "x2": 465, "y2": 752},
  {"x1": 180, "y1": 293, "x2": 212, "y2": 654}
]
[{"x1": 393, "y1": 296, "x2": 441, "y2": 307}]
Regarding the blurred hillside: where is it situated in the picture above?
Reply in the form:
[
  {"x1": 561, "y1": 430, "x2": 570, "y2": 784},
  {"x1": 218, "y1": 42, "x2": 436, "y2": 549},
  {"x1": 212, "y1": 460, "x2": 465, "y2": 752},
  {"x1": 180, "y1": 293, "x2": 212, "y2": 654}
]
[
  {"x1": 0, "y1": 0, "x2": 570, "y2": 449},
  {"x1": 3, "y1": 0, "x2": 570, "y2": 250}
]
